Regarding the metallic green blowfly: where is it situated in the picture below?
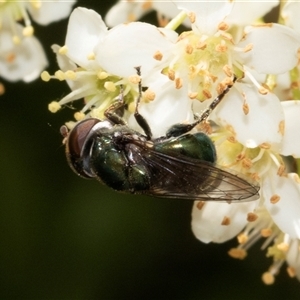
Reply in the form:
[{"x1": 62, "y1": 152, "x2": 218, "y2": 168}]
[{"x1": 61, "y1": 68, "x2": 260, "y2": 202}]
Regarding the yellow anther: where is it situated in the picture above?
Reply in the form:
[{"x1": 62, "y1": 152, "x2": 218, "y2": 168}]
[
  {"x1": 54, "y1": 70, "x2": 65, "y2": 81},
  {"x1": 48, "y1": 101, "x2": 61, "y2": 113},
  {"x1": 228, "y1": 248, "x2": 247, "y2": 260},
  {"x1": 221, "y1": 216, "x2": 230, "y2": 226},
  {"x1": 153, "y1": 50, "x2": 163, "y2": 61},
  {"x1": 104, "y1": 81, "x2": 116, "y2": 92},
  {"x1": 65, "y1": 70, "x2": 77, "y2": 80},
  {"x1": 23, "y1": 26, "x2": 34, "y2": 37},
  {"x1": 270, "y1": 194, "x2": 280, "y2": 204},
  {"x1": 74, "y1": 112, "x2": 85, "y2": 121},
  {"x1": 59, "y1": 45, "x2": 68, "y2": 55},
  {"x1": 237, "y1": 233, "x2": 248, "y2": 244},
  {"x1": 97, "y1": 71, "x2": 109, "y2": 80},
  {"x1": 247, "y1": 212, "x2": 258, "y2": 222},
  {"x1": 196, "y1": 201, "x2": 205, "y2": 210},
  {"x1": 262, "y1": 272, "x2": 275, "y2": 285},
  {"x1": 41, "y1": 71, "x2": 51, "y2": 82}
]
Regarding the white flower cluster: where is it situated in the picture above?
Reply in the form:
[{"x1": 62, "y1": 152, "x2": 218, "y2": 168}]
[
  {"x1": 0, "y1": 0, "x2": 75, "y2": 82},
  {"x1": 45, "y1": 1, "x2": 300, "y2": 284}
]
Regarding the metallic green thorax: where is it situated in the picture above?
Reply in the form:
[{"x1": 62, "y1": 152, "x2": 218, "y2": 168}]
[{"x1": 90, "y1": 125, "x2": 216, "y2": 192}]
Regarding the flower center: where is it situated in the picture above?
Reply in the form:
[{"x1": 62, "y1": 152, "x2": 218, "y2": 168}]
[{"x1": 166, "y1": 31, "x2": 233, "y2": 101}]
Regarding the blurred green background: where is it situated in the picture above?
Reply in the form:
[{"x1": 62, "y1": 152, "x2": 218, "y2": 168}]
[{"x1": 0, "y1": 1, "x2": 299, "y2": 299}]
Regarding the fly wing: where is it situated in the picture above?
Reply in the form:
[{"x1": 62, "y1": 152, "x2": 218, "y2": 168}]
[{"x1": 136, "y1": 147, "x2": 260, "y2": 202}]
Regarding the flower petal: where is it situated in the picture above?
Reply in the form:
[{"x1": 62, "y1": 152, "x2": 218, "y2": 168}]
[
  {"x1": 65, "y1": 7, "x2": 108, "y2": 68},
  {"x1": 105, "y1": 1, "x2": 148, "y2": 27},
  {"x1": 27, "y1": 0, "x2": 76, "y2": 25},
  {"x1": 281, "y1": 1, "x2": 300, "y2": 33},
  {"x1": 191, "y1": 200, "x2": 257, "y2": 243},
  {"x1": 0, "y1": 25, "x2": 47, "y2": 82},
  {"x1": 176, "y1": 0, "x2": 233, "y2": 35},
  {"x1": 95, "y1": 22, "x2": 173, "y2": 78},
  {"x1": 237, "y1": 24, "x2": 300, "y2": 74},
  {"x1": 214, "y1": 83, "x2": 284, "y2": 148},
  {"x1": 286, "y1": 239, "x2": 300, "y2": 280},
  {"x1": 280, "y1": 100, "x2": 300, "y2": 157},
  {"x1": 263, "y1": 168, "x2": 300, "y2": 239},
  {"x1": 226, "y1": 1, "x2": 279, "y2": 26}
]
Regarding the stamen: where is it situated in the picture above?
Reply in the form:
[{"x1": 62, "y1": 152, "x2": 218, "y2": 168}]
[
  {"x1": 270, "y1": 194, "x2": 280, "y2": 204},
  {"x1": 74, "y1": 112, "x2": 85, "y2": 121},
  {"x1": 59, "y1": 45, "x2": 68, "y2": 55},
  {"x1": 104, "y1": 81, "x2": 116, "y2": 92},
  {"x1": 54, "y1": 70, "x2": 65, "y2": 81},
  {"x1": 48, "y1": 101, "x2": 61, "y2": 113},
  {"x1": 153, "y1": 50, "x2": 163, "y2": 61},
  {"x1": 196, "y1": 201, "x2": 205, "y2": 210},
  {"x1": 221, "y1": 216, "x2": 230, "y2": 225}
]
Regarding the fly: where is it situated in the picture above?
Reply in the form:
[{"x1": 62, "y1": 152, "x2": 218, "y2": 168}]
[{"x1": 61, "y1": 67, "x2": 260, "y2": 202}]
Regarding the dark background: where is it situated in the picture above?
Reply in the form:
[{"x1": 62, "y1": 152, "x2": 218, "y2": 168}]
[{"x1": 0, "y1": 1, "x2": 299, "y2": 299}]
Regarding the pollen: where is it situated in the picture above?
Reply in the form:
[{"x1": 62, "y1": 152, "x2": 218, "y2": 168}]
[
  {"x1": 168, "y1": 69, "x2": 175, "y2": 81},
  {"x1": 270, "y1": 194, "x2": 280, "y2": 204},
  {"x1": 188, "y1": 12, "x2": 196, "y2": 23},
  {"x1": 104, "y1": 81, "x2": 116, "y2": 92},
  {"x1": 287, "y1": 266, "x2": 296, "y2": 278},
  {"x1": 243, "y1": 43, "x2": 253, "y2": 53},
  {"x1": 188, "y1": 92, "x2": 198, "y2": 100},
  {"x1": 48, "y1": 101, "x2": 61, "y2": 113},
  {"x1": 261, "y1": 228, "x2": 272, "y2": 237},
  {"x1": 228, "y1": 248, "x2": 247, "y2": 259},
  {"x1": 221, "y1": 216, "x2": 230, "y2": 226},
  {"x1": 87, "y1": 52, "x2": 95, "y2": 60},
  {"x1": 175, "y1": 77, "x2": 183, "y2": 89},
  {"x1": 185, "y1": 43, "x2": 194, "y2": 54},
  {"x1": 277, "y1": 164, "x2": 286, "y2": 176},
  {"x1": 202, "y1": 89, "x2": 212, "y2": 99},
  {"x1": 12, "y1": 35, "x2": 21, "y2": 45},
  {"x1": 243, "y1": 102, "x2": 249, "y2": 115},
  {"x1": 277, "y1": 242, "x2": 289, "y2": 252},
  {"x1": 6, "y1": 53, "x2": 16, "y2": 63},
  {"x1": 278, "y1": 120, "x2": 285, "y2": 135},
  {"x1": 196, "y1": 201, "x2": 205, "y2": 210},
  {"x1": 54, "y1": 70, "x2": 65, "y2": 81},
  {"x1": 41, "y1": 71, "x2": 51, "y2": 82},
  {"x1": 144, "y1": 89, "x2": 156, "y2": 101},
  {"x1": 258, "y1": 86, "x2": 269, "y2": 95},
  {"x1": 59, "y1": 45, "x2": 68, "y2": 55},
  {"x1": 153, "y1": 50, "x2": 163, "y2": 61},
  {"x1": 65, "y1": 70, "x2": 77, "y2": 80},
  {"x1": 128, "y1": 74, "x2": 140, "y2": 84},
  {"x1": 237, "y1": 233, "x2": 248, "y2": 244},
  {"x1": 215, "y1": 40, "x2": 228, "y2": 52},
  {"x1": 223, "y1": 65, "x2": 232, "y2": 77},
  {"x1": 259, "y1": 143, "x2": 271, "y2": 149},
  {"x1": 196, "y1": 41, "x2": 207, "y2": 50},
  {"x1": 218, "y1": 21, "x2": 229, "y2": 31},
  {"x1": 23, "y1": 25, "x2": 34, "y2": 37},
  {"x1": 242, "y1": 157, "x2": 252, "y2": 169},
  {"x1": 74, "y1": 112, "x2": 85, "y2": 121},
  {"x1": 97, "y1": 71, "x2": 108, "y2": 79},
  {"x1": 247, "y1": 212, "x2": 258, "y2": 222},
  {"x1": 0, "y1": 83, "x2": 5, "y2": 96},
  {"x1": 262, "y1": 272, "x2": 275, "y2": 285}
]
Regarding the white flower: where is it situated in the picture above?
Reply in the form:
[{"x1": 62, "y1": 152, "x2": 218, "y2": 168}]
[
  {"x1": 44, "y1": 7, "x2": 176, "y2": 127},
  {"x1": 0, "y1": 0, "x2": 76, "y2": 82},
  {"x1": 105, "y1": 0, "x2": 190, "y2": 27}
]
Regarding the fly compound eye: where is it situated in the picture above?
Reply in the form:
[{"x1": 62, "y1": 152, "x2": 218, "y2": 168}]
[{"x1": 64, "y1": 118, "x2": 100, "y2": 178}]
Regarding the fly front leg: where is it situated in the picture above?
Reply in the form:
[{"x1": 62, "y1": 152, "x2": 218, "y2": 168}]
[{"x1": 104, "y1": 85, "x2": 127, "y2": 126}]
